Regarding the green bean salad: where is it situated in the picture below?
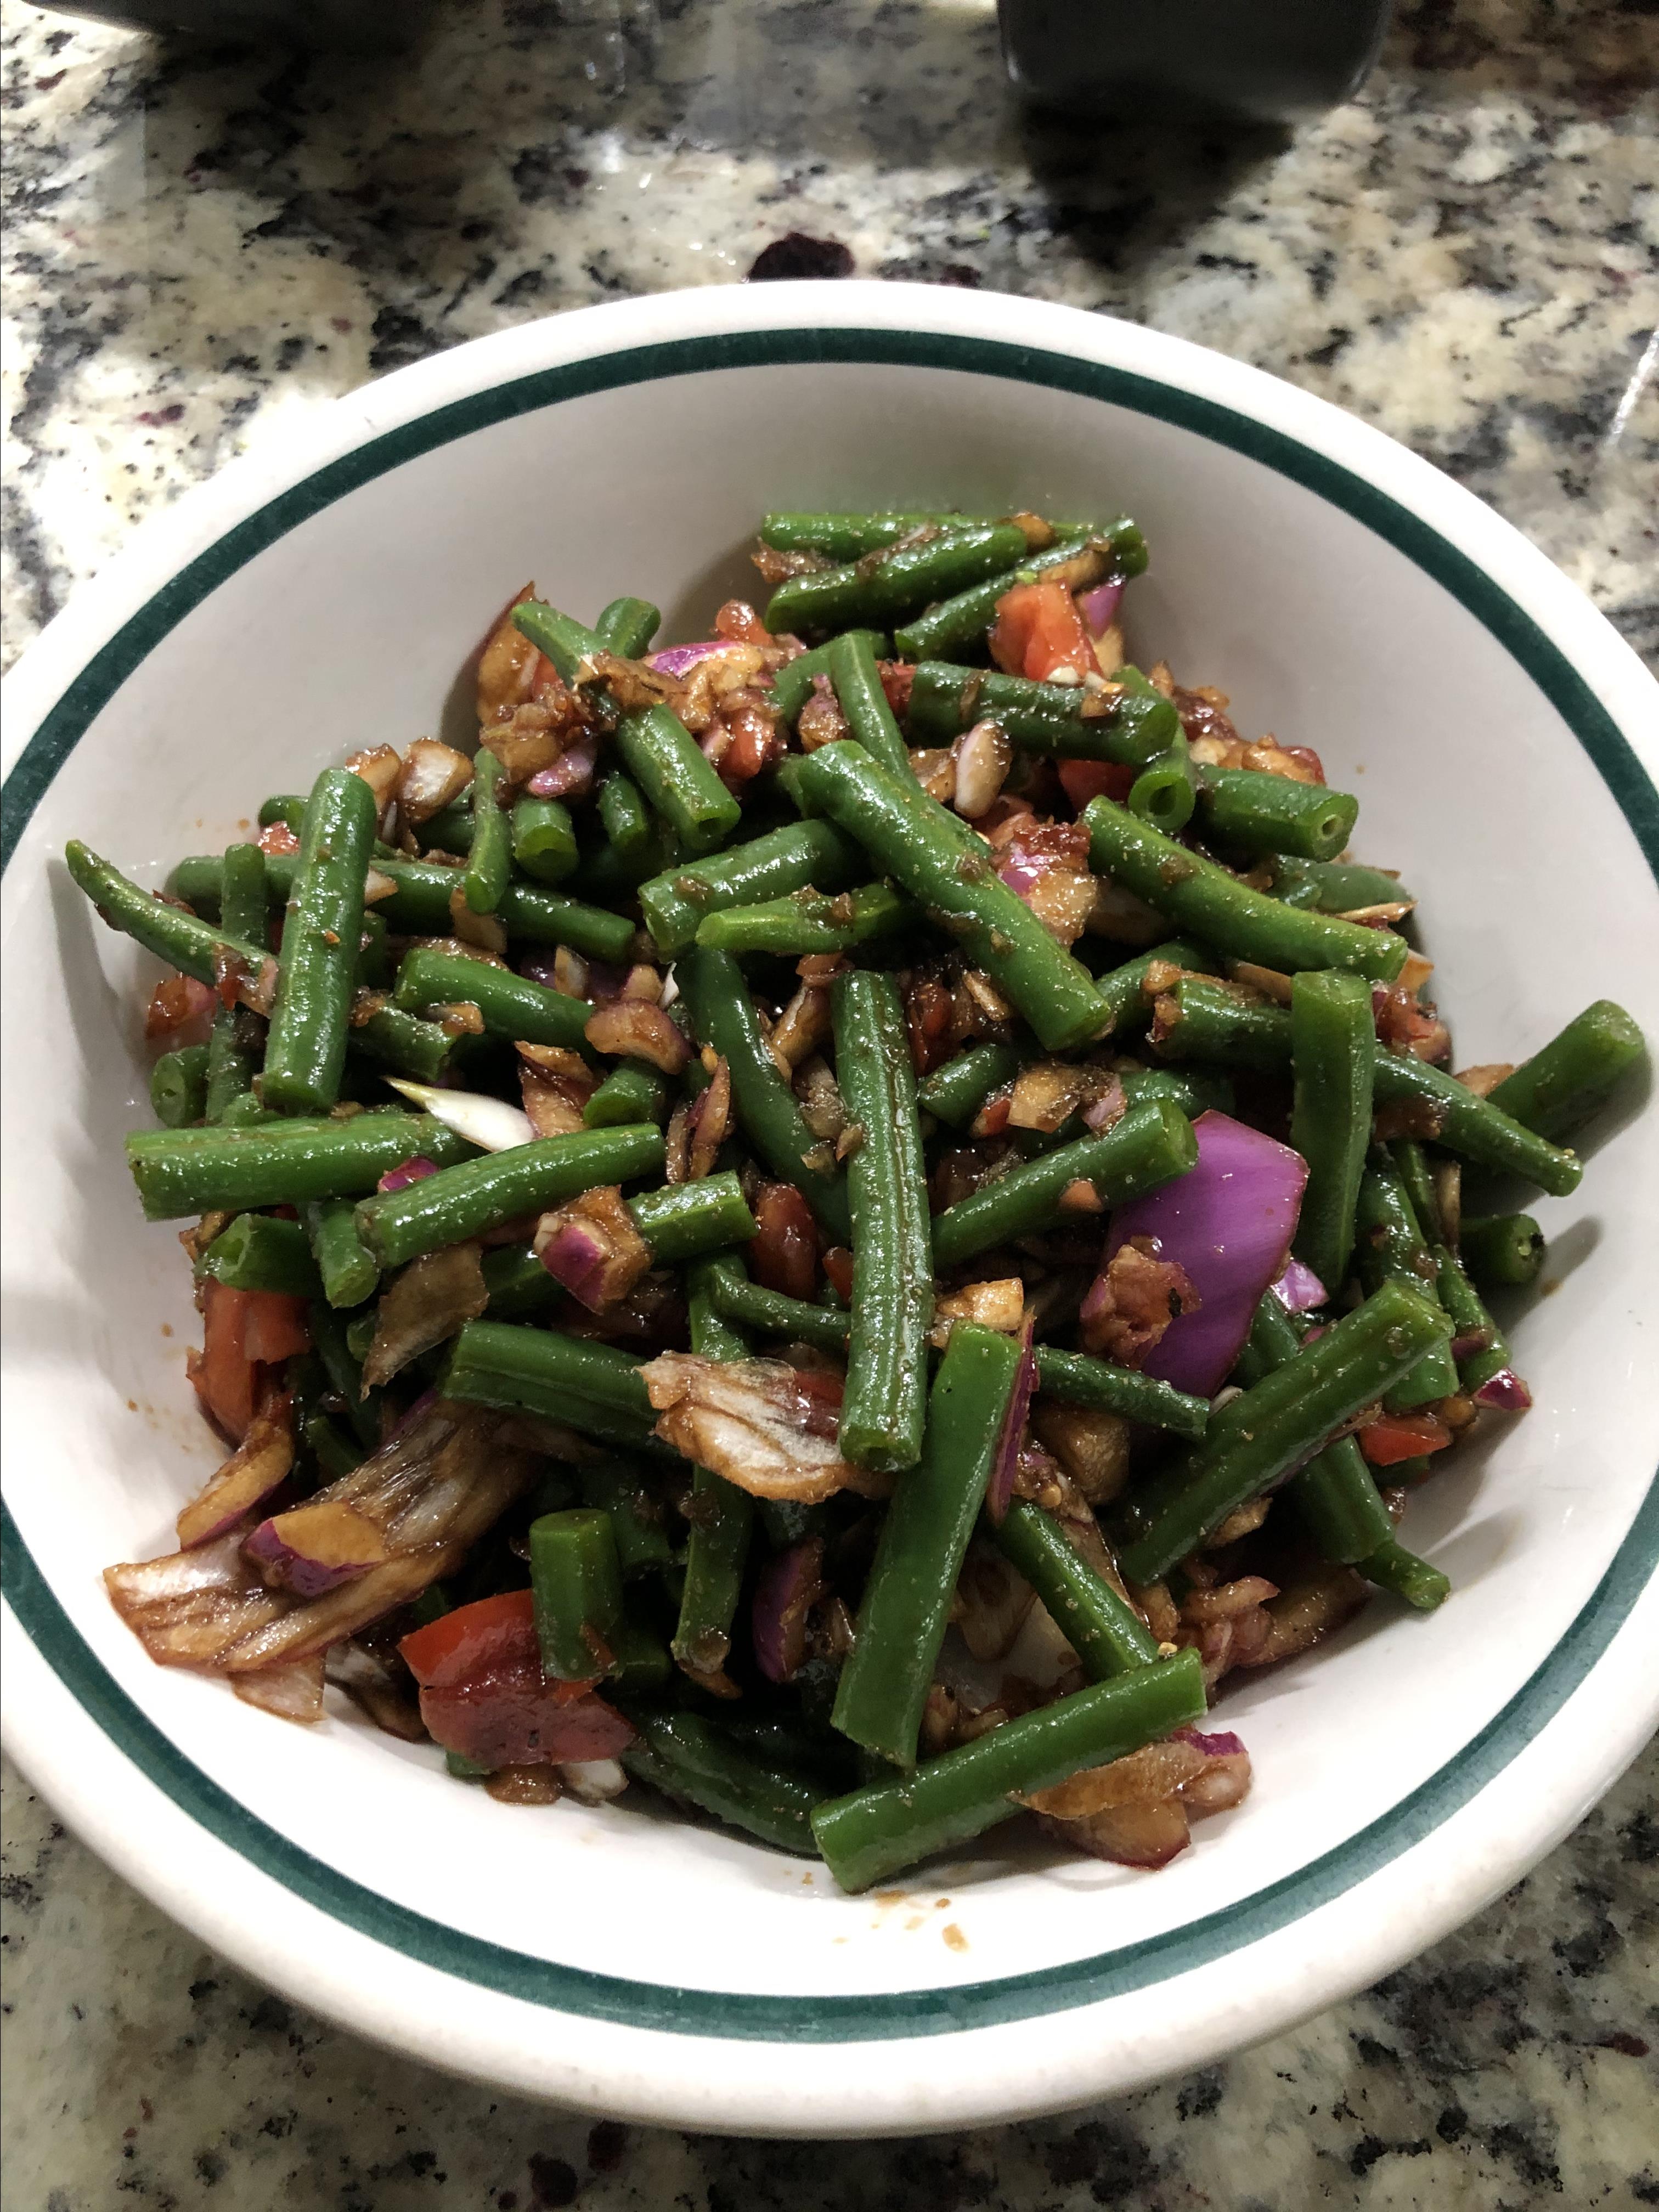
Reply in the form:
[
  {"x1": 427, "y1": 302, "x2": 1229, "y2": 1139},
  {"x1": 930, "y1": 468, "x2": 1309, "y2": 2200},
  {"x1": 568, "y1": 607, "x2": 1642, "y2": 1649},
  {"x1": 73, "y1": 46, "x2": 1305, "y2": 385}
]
[{"x1": 84, "y1": 509, "x2": 1645, "y2": 1891}]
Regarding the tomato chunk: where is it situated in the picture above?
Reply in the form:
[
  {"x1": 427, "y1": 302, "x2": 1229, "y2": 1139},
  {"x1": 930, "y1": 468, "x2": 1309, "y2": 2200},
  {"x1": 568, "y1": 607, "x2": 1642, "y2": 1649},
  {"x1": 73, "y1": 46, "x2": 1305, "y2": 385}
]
[
  {"x1": 419, "y1": 1660, "x2": 635, "y2": 1769},
  {"x1": 399, "y1": 1588, "x2": 540, "y2": 1690},
  {"x1": 1358, "y1": 1410, "x2": 1452, "y2": 1467},
  {"x1": 188, "y1": 1282, "x2": 310, "y2": 1443},
  {"x1": 1058, "y1": 758, "x2": 1135, "y2": 811},
  {"x1": 145, "y1": 974, "x2": 217, "y2": 1051},
  {"x1": 990, "y1": 580, "x2": 1096, "y2": 686},
  {"x1": 751, "y1": 1182, "x2": 819, "y2": 1302}
]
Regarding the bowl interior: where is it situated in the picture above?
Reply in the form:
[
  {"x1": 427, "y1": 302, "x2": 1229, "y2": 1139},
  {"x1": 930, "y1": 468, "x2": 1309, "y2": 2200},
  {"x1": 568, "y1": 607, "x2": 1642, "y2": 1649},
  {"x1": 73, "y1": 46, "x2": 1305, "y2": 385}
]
[{"x1": 4, "y1": 340, "x2": 1657, "y2": 2027}]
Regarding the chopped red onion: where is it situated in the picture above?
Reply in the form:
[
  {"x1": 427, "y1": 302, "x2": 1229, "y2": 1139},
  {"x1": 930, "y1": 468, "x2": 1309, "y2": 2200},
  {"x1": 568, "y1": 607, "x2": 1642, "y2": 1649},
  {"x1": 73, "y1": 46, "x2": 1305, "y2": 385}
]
[
  {"x1": 245, "y1": 1502, "x2": 388, "y2": 1598},
  {"x1": 527, "y1": 736, "x2": 598, "y2": 798},
  {"x1": 1077, "y1": 579, "x2": 1124, "y2": 635},
  {"x1": 648, "y1": 641, "x2": 730, "y2": 678},
  {"x1": 751, "y1": 1538, "x2": 825, "y2": 1684},
  {"x1": 377, "y1": 1155, "x2": 437, "y2": 1194},
  {"x1": 537, "y1": 1217, "x2": 612, "y2": 1308},
  {"x1": 1103, "y1": 1110, "x2": 1307, "y2": 1397},
  {"x1": 1273, "y1": 1259, "x2": 1328, "y2": 1314},
  {"x1": 1474, "y1": 1367, "x2": 1533, "y2": 1412},
  {"x1": 1175, "y1": 1724, "x2": 1246, "y2": 1760},
  {"x1": 1449, "y1": 1328, "x2": 1492, "y2": 1363},
  {"x1": 986, "y1": 1323, "x2": 1037, "y2": 1525}
]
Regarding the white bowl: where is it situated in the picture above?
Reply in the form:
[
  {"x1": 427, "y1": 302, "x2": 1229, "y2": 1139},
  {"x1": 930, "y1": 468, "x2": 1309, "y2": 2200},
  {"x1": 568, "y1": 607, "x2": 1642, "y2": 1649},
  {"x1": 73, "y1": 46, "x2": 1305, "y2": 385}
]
[{"x1": 3, "y1": 282, "x2": 1656, "y2": 2137}]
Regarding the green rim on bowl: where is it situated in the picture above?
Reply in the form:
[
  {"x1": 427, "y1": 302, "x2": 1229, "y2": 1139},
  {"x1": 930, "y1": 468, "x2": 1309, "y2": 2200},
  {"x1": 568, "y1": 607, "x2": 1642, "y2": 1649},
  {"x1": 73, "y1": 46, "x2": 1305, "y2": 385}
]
[{"x1": 3, "y1": 327, "x2": 1656, "y2": 2044}]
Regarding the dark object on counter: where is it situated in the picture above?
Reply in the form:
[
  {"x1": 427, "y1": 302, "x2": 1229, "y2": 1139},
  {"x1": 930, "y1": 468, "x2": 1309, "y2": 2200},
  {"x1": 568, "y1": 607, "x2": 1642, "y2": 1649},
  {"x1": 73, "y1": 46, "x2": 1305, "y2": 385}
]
[
  {"x1": 36, "y1": 0, "x2": 427, "y2": 44},
  {"x1": 998, "y1": 0, "x2": 1393, "y2": 124},
  {"x1": 748, "y1": 235, "x2": 856, "y2": 283}
]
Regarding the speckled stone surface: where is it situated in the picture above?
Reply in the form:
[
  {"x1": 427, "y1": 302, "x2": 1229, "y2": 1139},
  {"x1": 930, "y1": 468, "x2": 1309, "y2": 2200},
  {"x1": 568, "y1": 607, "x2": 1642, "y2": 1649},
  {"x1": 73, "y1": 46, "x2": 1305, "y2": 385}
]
[{"x1": 2, "y1": 0, "x2": 1657, "y2": 2199}]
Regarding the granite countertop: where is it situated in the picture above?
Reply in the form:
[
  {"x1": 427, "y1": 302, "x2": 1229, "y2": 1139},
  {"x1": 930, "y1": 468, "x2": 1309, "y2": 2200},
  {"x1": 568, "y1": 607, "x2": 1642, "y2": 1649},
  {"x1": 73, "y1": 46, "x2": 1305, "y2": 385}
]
[{"x1": 2, "y1": 0, "x2": 1656, "y2": 2201}]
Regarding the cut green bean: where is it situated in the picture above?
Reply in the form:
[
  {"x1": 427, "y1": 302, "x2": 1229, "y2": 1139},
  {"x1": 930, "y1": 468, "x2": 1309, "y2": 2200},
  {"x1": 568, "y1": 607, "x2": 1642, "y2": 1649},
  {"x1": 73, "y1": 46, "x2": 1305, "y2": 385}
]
[
  {"x1": 302, "y1": 1197, "x2": 380, "y2": 1308},
  {"x1": 65, "y1": 841, "x2": 269, "y2": 989},
  {"x1": 701, "y1": 1254, "x2": 850, "y2": 1354},
  {"x1": 1459, "y1": 1212, "x2": 1545, "y2": 1290},
  {"x1": 918, "y1": 1041, "x2": 1026, "y2": 1129},
  {"x1": 478, "y1": 1243, "x2": 559, "y2": 1321},
  {"x1": 417, "y1": 799, "x2": 474, "y2": 855},
  {"x1": 622, "y1": 1711, "x2": 821, "y2": 1855},
  {"x1": 826, "y1": 628, "x2": 916, "y2": 783},
  {"x1": 833, "y1": 968, "x2": 934, "y2": 1472},
  {"x1": 1485, "y1": 1000, "x2": 1646, "y2": 1140},
  {"x1": 1093, "y1": 939, "x2": 1216, "y2": 1036},
  {"x1": 1118, "y1": 1066, "x2": 1235, "y2": 1119},
  {"x1": 257, "y1": 794, "x2": 307, "y2": 834},
  {"x1": 1082, "y1": 797, "x2": 1408, "y2": 983},
  {"x1": 1432, "y1": 1243, "x2": 1516, "y2": 1397},
  {"x1": 263, "y1": 769, "x2": 379, "y2": 1115},
  {"x1": 893, "y1": 520, "x2": 1146, "y2": 663},
  {"x1": 529, "y1": 1509, "x2": 625, "y2": 1680},
  {"x1": 812, "y1": 1652, "x2": 1207, "y2": 1891},
  {"x1": 584, "y1": 1060, "x2": 670, "y2": 1128},
  {"x1": 205, "y1": 840, "x2": 272, "y2": 1121},
  {"x1": 125, "y1": 1112, "x2": 474, "y2": 1221},
  {"x1": 594, "y1": 595, "x2": 661, "y2": 657},
  {"x1": 308, "y1": 1299, "x2": 380, "y2": 1447},
  {"x1": 1358, "y1": 1536, "x2": 1451, "y2": 1611},
  {"x1": 1290, "y1": 969, "x2": 1375, "y2": 1292},
  {"x1": 794, "y1": 744, "x2": 1108, "y2": 1053},
  {"x1": 832, "y1": 1323, "x2": 1022, "y2": 1766},
  {"x1": 628, "y1": 1172, "x2": 756, "y2": 1263},
  {"x1": 392, "y1": 945, "x2": 592, "y2": 1052},
  {"x1": 1034, "y1": 1345, "x2": 1209, "y2": 1441},
  {"x1": 150, "y1": 1045, "x2": 211, "y2": 1128},
  {"x1": 196, "y1": 1212, "x2": 323, "y2": 1297},
  {"x1": 905, "y1": 661, "x2": 1179, "y2": 765},
  {"x1": 441, "y1": 1321, "x2": 658, "y2": 1448},
  {"x1": 766, "y1": 522, "x2": 1031, "y2": 636},
  {"x1": 932, "y1": 1098, "x2": 1197, "y2": 1268},
  {"x1": 673, "y1": 1263, "x2": 755, "y2": 1678},
  {"x1": 991, "y1": 1499, "x2": 1160, "y2": 1675},
  {"x1": 638, "y1": 820, "x2": 861, "y2": 957},
  {"x1": 1389, "y1": 1137, "x2": 1445, "y2": 1248},
  {"x1": 1198, "y1": 769, "x2": 1359, "y2": 863},
  {"x1": 695, "y1": 882, "x2": 913, "y2": 957},
  {"x1": 463, "y1": 749, "x2": 511, "y2": 914},
  {"x1": 1238, "y1": 1290, "x2": 1395, "y2": 1567},
  {"x1": 1354, "y1": 1149, "x2": 1460, "y2": 1411},
  {"x1": 510, "y1": 794, "x2": 579, "y2": 884},
  {"x1": 768, "y1": 633, "x2": 887, "y2": 728},
  {"x1": 304, "y1": 1412, "x2": 364, "y2": 1485},
  {"x1": 616, "y1": 702, "x2": 743, "y2": 856},
  {"x1": 348, "y1": 1004, "x2": 456, "y2": 1085},
  {"x1": 1127, "y1": 729, "x2": 1198, "y2": 836},
  {"x1": 1113, "y1": 1279, "x2": 1451, "y2": 1584},
  {"x1": 679, "y1": 945, "x2": 850, "y2": 1240},
  {"x1": 355, "y1": 1123, "x2": 663, "y2": 1268},
  {"x1": 1268, "y1": 856, "x2": 1414, "y2": 913},
  {"x1": 597, "y1": 772, "x2": 653, "y2": 862},
  {"x1": 577, "y1": 1458, "x2": 672, "y2": 1578},
  {"x1": 761, "y1": 511, "x2": 960, "y2": 558}
]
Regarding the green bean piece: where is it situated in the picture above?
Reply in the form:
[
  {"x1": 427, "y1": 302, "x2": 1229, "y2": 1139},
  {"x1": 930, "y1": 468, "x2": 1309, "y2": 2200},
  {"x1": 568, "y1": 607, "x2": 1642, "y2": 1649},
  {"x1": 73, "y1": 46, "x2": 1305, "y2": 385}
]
[
  {"x1": 1153, "y1": 975, "x2": 1297, "y2": 1070},
  {"x1": 348, "y1": 1005, "x2": 456, "y2": 1086},
  {"x1": 478, "y1": 1243, "x2": 559, "y2": 1321},
  {"x1": 673, "y1": 1264, "x2": 755, "y2": 1678},
  {"x1": 1113, "y1": 1279, "x2": 1451, "y2": 1584},
  {"x1": 1237, "y1": 1290, "x2": 1395, "y2": 1567},
  {"x1": 1353, "y1": 1150, "x2": 1460, "y2": 1411},
  {"x1": 768, "y1": 633, "x2": 887, "y2": 728},
  {"x1": 766, "y1": 521, "x2": 1031, "y2": 636},
  {"x1": 308, "y1": 1300, "x2": 380, "y2": 1447},
  {"x1": 832, "y1": 1323, "x2": 1022, "y2": 1766},
  {"x1": 917, "y1": 1041, "x2": 1026, "y2": 1129},
  {"x1": 509, "y1": 795, "x2": 579, "y2": 885},
  {"x1": 932, "y1": 1098, "x2": 1197, "y2": 1268},
  {"x1": 392, "y1": 945, "x2": 592, "y2": 1052},
  {"x1": 528, "y1": 1509, "x2": 625, "y2": 1681},
  {"x1": 353, "y1": 910, "x2": 393, "y2": 993},
  {"x1": 1459, "y1": 1212, "x2": 1545, "y2": 1290},
  {"x1": 826, "y1": 628, "x2": 916, "y2": 783},
  {"x1": 584, "y1": 1060, "x2": 670, "y2": 1128},
  {"x1": 577, "y1": 1458, "x2": 673, "y2": 1578},
  {"x1": 257, "y1": 793, "x2": 307, "y2": 834},
  {"x1": 1118, "y1": 1067, "x2": 1235, "y2": 1119},
  {"x1": 262, "y1": 769, "x2": 379, "y2": 1115},
  {"x1": 639, "y1": 820, "x2": 863, "y2": 957},
  {"x1": 461, "y1": 749, "x2": 510, "y2": 915},
  {"x1": 622, "y1": 1711, "x2": 822, "y2": 1855},
  {"x1": 761, "y1": 511, "x2": 961, "y2": 558},
  {"x1": 1033, "y1": 1345, "x2": 1209, "y2": 1441},
  {"x1": 991, "y1": 1499, "x2": 1160, "y2": 1676},
  {"x1": 893, "y1": 520, "x2": 1146, "y2": 663},
  {"x1": 597, "y1": 772, "x2": 653, "y2": 863},
  {"x1": 218, "y1": 1093, "x2": 275, "y2": 1127},
  {"x1": 593, "y1": 595, "x2": 661, "y2": 656},
  {"x1": 1389, "y1": 1137, "x2": 1445, "y2": 1248},
  {"x1": 695, "y1": 882, "x2": 913, "y2": 957},
  {"x1": 617, "y1": 701, "x2": 744, "y2": 856},
  {"x1": 1127, "y1": 731, "x2": 1198, "y2": 835},
  {"x1": 1358, "y1": 1535, "x2": 1451, "y2": 1611},
  {"x1": 64, "y1": 841, "x2": 269, "y2": 989},
  {"x1": 300, "y1": 1198, "x2": 379, "y2": 1309},
  {"x1": 196, "y1": 1212, "x2": 323, "y2": 1297},
  {"x1": 1197, "y1": 769, "x2": 1359, "y2": 864},
  {"x1": 441, "y1": 1321, "x2": 658, "y2": 1449},
  {"x1": 304, "y1": 1412, "x2": 364, "y2": 1485},
  {"x1": 355, "y1": 1123, "x2": 664, "y2": 1269},
  {"x1": 303, "y1": 853, "x2": 635, "y2": 964},
  {"x1": 417, "y1": 799, "x2": 474, "y2": 855},
  {"x1": 1432, "y1": 1243, "x2": 1515, "y2": 1397},
  {"x1": 794, "y1": 744, "x2": 1108, "y2": 1053},
  {"x1": 628, "y1": 1172, "x2": 756, "y2": 1263},
  {"x1": 205, "y1": 840, "x2": 272, "y2": 1121},
  {"x1": 1082, "y1": 797, "x2": 1409, "y2": 984},
  {"x1": 150, "y1": 1045, "x2": 211, "y2": 1128},
  {"x1": 813, "y1": 1652, "x2": 1207, "y2": 1892},
  {"x1": 1290, "y1": 969, "x2": 1375, "y2": 1293},
  {"x1": 833, "y1": 969, "x2": 934, "y2": 1472},
  {"x1": 1268, "y1": 856, "x2": 1414, "y2": 913},
  {"x1": 678, "y1": 945, "x2": 850, "y2": 1240},
  {"x1": 1093, "y1": 939, "x2": 1216, "y2": 1036},
  {"x1": 1485, "y1": 1000, "x2": 1646, "y2": 1140},
  {"x1": 904, "y1": 661, "x2": 1180, "y2": 765},
  {"x1": 345, "y1": 1311, "x2": 379, "y2": 1364},
  {"x1": 125, "y1": 1112, "x2": 473, "y2": 1221},
  {"x1": 701, "y1": 1254, "x2": 850, "y2": 1354}
]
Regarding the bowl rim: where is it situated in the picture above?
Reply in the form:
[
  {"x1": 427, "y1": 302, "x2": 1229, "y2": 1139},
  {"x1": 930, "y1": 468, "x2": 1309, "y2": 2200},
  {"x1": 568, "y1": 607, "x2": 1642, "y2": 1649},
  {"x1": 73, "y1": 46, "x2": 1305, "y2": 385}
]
[{"x1": 3, "y1": 279, "x2": 1657, "y2": 2132}]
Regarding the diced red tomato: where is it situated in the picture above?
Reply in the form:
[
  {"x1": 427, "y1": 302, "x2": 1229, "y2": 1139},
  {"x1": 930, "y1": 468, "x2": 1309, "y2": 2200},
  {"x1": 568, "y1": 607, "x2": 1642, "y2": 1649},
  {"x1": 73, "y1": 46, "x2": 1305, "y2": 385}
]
[
  {"x1": 419, "y1": 1659, "x2": 635, "y2": 1768},
  {"x1": 751, "y1": 1183, "x2": 819, "y2": 1302},
  {"x1": 990, "y1": 580, "x2": 1096, "y2": 685},
  {"x1": 145, "y1": 974, "x2": 216, "y2": 1051},
  {"x1": 242, "y1": 1291, "x2": 311, "y2": 1365},
  {"x1": 1358, "y1": 1410, "x2": 1452, "y2": 1468},
  {"x1": 820, "y1": 1244, "x2": 855, "y2": 1304},
  {"x1": 399, "y1": 1588, "x2": 540, "y2": 1688},
  {"x1": 1057, "y1": 758, "x2": 1136, "y2": 812},
  {"x1": 257, "y1": 821, "x2": 301, "y2": 857},
  {"x1": 189, "y1": 1282, "x2": 311, "y2": 1443}
]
